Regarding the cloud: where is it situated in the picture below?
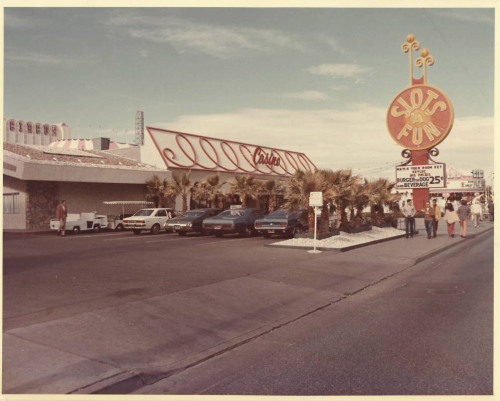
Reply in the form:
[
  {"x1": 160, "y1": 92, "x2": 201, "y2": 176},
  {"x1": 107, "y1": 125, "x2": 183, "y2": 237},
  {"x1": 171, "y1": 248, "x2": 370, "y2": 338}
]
[
  {"x1": 108, "y1": 12, "x2": 307, "y2": 58},
  {"x1": 430, "y1": 9, "x2": 494, "y2": 24},
  {"x1": 5, "y1": 51, "x2": 79, "y2": 67},
  {"x1": 308, "y1": 63, "x2": 373, "y2": 80},
  {"x1": 277, "y1": 91, "x2": 330, "y2": 100},
  {"x1": 152, "y1": 107, "x2": 494, "y2": 183}
]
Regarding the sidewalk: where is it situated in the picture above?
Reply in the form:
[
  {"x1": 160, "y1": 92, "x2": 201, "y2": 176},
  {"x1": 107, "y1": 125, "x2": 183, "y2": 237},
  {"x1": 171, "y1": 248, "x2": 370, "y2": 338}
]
[{"x1": 3, "y1": 221, "x2": 494, "y2": 395}]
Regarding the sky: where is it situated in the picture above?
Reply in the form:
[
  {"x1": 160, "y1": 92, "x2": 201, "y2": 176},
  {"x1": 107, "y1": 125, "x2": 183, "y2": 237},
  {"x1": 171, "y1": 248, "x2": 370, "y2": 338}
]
[{"x1": 3, "y1": 4, "x2": 496, "y2": 184}]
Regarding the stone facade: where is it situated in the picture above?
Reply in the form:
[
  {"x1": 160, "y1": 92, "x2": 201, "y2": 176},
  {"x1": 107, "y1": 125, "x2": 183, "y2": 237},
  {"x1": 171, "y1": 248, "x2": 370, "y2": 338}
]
[{"x1": 26, "y1": 181, "x2": 59, "y2": 230}]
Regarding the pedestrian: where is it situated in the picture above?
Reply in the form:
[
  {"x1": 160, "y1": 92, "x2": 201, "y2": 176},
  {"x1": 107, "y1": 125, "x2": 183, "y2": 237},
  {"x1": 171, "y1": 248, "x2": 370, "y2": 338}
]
[
  {"x1": 421, "y1": 201, "x2": 434, "y2": 239},
  {"x1": 471, "y1": 201, "x2": 482, "y2": 228},
  {"x1": 488, "y1": 201, "x2": 494, "y2": 222},
  {"x1": 444, "y1": 203, "x2": 459, "y2": 238},
  {"x1": 457, "y1": 199, "x2": 471, "y2": 238},
  {"x1": 430, "y1": 198, "x2": 442, "y2": 238},
  {"x1": 402, "y1": 199, "x2": 416, "y2": 238},
  {"x1": 56, "y1": 200, "x2": 68, "y2": 236}
]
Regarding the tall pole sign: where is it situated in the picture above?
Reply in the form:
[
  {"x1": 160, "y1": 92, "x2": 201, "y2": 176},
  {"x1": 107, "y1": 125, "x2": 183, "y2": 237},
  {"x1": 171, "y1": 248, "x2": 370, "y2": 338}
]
[{"x1": 387, "y1": 34, "x2": 454, "y2": 210}]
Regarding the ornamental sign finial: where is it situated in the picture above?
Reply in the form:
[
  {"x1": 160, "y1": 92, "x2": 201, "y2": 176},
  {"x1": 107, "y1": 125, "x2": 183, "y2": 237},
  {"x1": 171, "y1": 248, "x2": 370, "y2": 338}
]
[
  {"x1": 401, "y1": 34, "x2": 420, "y2": 86},
  {"x1": 415, "y1": 48, "x2": 435, "y2": 85}
]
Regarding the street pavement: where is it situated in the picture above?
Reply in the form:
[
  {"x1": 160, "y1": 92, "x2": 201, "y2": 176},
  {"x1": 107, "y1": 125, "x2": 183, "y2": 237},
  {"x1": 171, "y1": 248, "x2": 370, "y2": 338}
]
[{"x1": 2, "y1": 219, "x2": 494, "y2": 395}]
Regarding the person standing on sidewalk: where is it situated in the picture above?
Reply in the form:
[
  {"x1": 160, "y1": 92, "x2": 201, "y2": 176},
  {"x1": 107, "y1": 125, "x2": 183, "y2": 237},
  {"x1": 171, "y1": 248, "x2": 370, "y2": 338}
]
[
  {"x1": 402, "y1": 199, "x2": 416, "y2": 238},
  {"x1": 422, "y1": 201, "x2": 434, "y2": 239},
  {"x1": 56, "y1": 200, "x2": 68, "y2": 236},
  {"x1": 430, "y1": 199, "x2": 442, "y2": 238},
  {"x1": 444, "y1": 202, "x2": 459, "y2": 238},
  {"x1": 471, "y1": 201, "x2": 482, "y2": 228},
  {"x1": 488, "y1": 201, "x2": 494, "y2": 221},
  {"x1": 457, "y1": 199, "x2": 471, "y2": 238}
]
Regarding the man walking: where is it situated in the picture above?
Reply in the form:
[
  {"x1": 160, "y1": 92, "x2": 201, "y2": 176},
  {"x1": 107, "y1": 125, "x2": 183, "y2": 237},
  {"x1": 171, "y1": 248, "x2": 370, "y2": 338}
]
[
  {"x1": 431, "y1": 198, "x2": 442, "y2": 237},
  {"x1": 56, "y1": 200, "x2": 68, "y2": 236},
  {"x1": 402, "y1": 199, "x2": 416, "y2": 238},
  {"x1": 471, "y1": 201, "x2": 482, "y2": 228}
]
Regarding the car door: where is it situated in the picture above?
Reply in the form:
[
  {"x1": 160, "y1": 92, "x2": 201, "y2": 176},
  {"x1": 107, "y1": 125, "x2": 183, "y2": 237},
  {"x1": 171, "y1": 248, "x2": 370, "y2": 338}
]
[{"x1": 156, "y1": 209, "x2": 167, "y2": 226}]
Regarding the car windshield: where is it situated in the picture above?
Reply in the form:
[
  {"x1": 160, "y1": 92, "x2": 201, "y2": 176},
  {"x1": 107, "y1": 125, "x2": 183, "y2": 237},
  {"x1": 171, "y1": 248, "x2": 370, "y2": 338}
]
[
  {"x1": 183, "y1": 211, "x2": 205, "y2": 217},
  {"x1": 133, "y1": 209, "x2": 155, "y2": 217},
  {"x1": 218, "y1": 210, "x2": 244, "y2": 217}
]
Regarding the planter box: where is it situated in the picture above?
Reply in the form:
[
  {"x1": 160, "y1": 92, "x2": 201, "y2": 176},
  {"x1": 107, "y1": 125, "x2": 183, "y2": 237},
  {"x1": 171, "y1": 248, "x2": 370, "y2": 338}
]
[
  {"x1": 341, "y1": 226, "x2": 372, "y2": 234},
  {"x1": 295, "y1": 230, "x2": 339, "y2": 240}
]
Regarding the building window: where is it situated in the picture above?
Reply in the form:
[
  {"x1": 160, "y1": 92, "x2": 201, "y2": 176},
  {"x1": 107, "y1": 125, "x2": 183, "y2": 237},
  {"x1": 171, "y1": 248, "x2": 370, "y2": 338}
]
[{"x1": 3, "y1": 193, "x2": 19, "y2": 214}]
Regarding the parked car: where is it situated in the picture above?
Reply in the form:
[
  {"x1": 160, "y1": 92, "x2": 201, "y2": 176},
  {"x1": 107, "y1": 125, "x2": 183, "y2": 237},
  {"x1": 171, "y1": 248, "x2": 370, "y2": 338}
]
[
  {"x1": 164, "y1": 208, "x2": 222, "y2": 236},
  {"x1": 123, "y1": 208, "x2": 174, "y2": 235},
  {"x1": 202, "y1": 208, "x2": 265, "y2": 237},
  {"x1": 50, "y1": 212, "x2": 108, "y2": 234},
  {"x1": 254, "y1": 208, "x2": 308, "y2": 238}
]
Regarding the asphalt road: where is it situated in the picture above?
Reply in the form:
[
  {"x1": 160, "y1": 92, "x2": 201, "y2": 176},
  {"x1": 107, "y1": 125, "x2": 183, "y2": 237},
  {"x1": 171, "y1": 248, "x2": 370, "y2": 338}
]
[
  {"x1": 3, "y1": 230, "x2": 284, "y2": 330},
  {"x1": 134, "y1": 231, "x2": 494, "y2": 395},
  {"x1": 3, "y1": 226, "x2": 494, "y2": 395}
]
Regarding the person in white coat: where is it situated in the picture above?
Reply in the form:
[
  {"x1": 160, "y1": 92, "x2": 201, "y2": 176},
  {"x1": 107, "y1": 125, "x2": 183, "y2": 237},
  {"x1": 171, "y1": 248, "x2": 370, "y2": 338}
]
[{"x1": 471, "y1": 201, "x2": 482, "y2": 228}]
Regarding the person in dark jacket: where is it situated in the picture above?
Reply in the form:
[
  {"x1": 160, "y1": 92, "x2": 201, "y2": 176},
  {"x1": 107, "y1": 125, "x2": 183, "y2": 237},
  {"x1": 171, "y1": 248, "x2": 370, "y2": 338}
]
[
  {"x1": 56, "y1": 200, "x2": 68, "y2": 236},
  {"x1": 457, "y1": 199, "x2": 471, "y2": 238}
]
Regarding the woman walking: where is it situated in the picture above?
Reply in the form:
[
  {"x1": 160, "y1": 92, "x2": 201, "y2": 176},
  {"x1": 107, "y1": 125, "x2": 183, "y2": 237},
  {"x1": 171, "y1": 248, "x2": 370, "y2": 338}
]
[
  {"x1": 444, "y1": 203, "x2": 459, "y2": 238},
  {"x1": 457, "y1": 200, "x2": 471, "y2": 238}
]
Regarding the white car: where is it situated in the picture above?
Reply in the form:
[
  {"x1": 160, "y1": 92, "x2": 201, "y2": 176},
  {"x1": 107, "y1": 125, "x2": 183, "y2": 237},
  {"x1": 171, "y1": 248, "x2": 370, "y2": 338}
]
[{"x1": 123, "y1": 208, "x2": 174, "y2": 235}]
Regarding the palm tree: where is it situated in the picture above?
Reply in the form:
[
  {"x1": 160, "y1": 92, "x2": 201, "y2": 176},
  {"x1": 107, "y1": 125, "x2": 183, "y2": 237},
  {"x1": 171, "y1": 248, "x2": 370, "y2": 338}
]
[
  {"x1": 351, "y1": 179, "x2": 371, "y2": 221},
  {"x1": 191, "y1": 173, "x2": 226, "y2": 208},
  {"x1": 227, "y1": 175, "x2": 260, "y2": 208},
  {"x1": 261, "y1": 178, "x2": 285, "y2": 212},
  {"x1": 320, "y1": 169, "x2": 359, "y2": 231},
  {"x1": 366, "y1": 178, "x2": 400, "y2": 226},
  {"x1": 166, "y1": 170, "x2": 192, "y2": 212},
  {"x1": 283, "y1": 169, "x2": 323, "y2": 234},
  {"x1": 145, "y1": 175, "x2": 170, "y2": 207}
]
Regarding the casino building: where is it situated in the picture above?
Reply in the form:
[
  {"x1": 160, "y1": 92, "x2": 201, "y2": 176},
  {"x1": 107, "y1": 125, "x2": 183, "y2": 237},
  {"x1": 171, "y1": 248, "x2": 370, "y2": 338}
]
[{"x1": 3, "y1": 118, "x2": 316, "y2": 232}]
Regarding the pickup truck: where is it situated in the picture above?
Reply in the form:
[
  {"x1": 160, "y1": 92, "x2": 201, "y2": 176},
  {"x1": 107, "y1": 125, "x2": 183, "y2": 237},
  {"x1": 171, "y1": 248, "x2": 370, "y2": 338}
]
[
  {"x1": 50, "y1": 212, "x2": 108, "y2": 234},
  {"x1": 123, "y1": 208, "x2": 175, "y2": 235}
]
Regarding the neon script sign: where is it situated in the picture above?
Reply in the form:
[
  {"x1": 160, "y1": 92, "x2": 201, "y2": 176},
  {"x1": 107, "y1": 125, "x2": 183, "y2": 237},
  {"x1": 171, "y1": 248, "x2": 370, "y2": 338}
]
[{"x1": 253, "y1": 147, "x2": 281, "y2": 168}]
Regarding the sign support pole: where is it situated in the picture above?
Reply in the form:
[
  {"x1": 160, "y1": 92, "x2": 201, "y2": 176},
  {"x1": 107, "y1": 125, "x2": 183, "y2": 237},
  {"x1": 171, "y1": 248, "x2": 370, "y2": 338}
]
[{"x1": 308, "y1": 192, "x2": 323, "y2": 254}]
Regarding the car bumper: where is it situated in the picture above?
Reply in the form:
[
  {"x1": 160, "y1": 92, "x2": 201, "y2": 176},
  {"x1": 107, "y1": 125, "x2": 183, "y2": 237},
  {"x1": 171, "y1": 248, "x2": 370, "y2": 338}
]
[{"x1": 124, "y1": 223, "x2": 147, "y2": 229}]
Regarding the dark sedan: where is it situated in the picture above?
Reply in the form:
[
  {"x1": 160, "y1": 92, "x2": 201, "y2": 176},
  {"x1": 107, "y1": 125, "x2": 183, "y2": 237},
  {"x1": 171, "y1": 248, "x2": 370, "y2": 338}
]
[
  {"x1": 202, "y1": 208, "x2": 265, "y2": 237},
  {"x1": 254, "y1": 208, "x2": 308, "y2": 238},
  {"x1": 164, "y1": 208, "x2": 222, "y2": 236}
]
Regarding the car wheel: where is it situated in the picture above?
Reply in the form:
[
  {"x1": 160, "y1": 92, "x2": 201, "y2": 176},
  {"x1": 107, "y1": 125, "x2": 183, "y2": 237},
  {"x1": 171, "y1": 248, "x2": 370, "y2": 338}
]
[
  {"x1": 72, "y1": 226, "x2": 80, "y2": 234},
  {"x1": 93, "y1": 225, "x2": 100, "y2": 233},
  {"x1": 150, "y1": 224, "x2": 161, "y2": 235},
  {"x1": 240, "y1": 226, "x2": 252, "y2": 238},
  {"x1": 178, "y1": 231, "x2": 187, "y2": 236},
  {"x1": 115, "y1": 224, "x2": 124, "y2": 232},
  {"x1": 133, "y1": 229, "x2": 142, "y2": 235}
]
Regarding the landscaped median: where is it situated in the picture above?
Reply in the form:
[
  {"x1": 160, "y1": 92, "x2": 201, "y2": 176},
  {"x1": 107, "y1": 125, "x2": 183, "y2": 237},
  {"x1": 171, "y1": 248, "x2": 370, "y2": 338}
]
[{"x1": 266, "y1": 227, "x2": 406, "y2": 252}]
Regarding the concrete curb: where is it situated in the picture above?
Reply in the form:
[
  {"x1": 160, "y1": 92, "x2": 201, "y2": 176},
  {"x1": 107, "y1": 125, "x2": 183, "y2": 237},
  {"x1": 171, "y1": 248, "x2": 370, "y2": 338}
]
[{"x1": 264, "y1": 233, "x2": 407, "y2": 252}]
